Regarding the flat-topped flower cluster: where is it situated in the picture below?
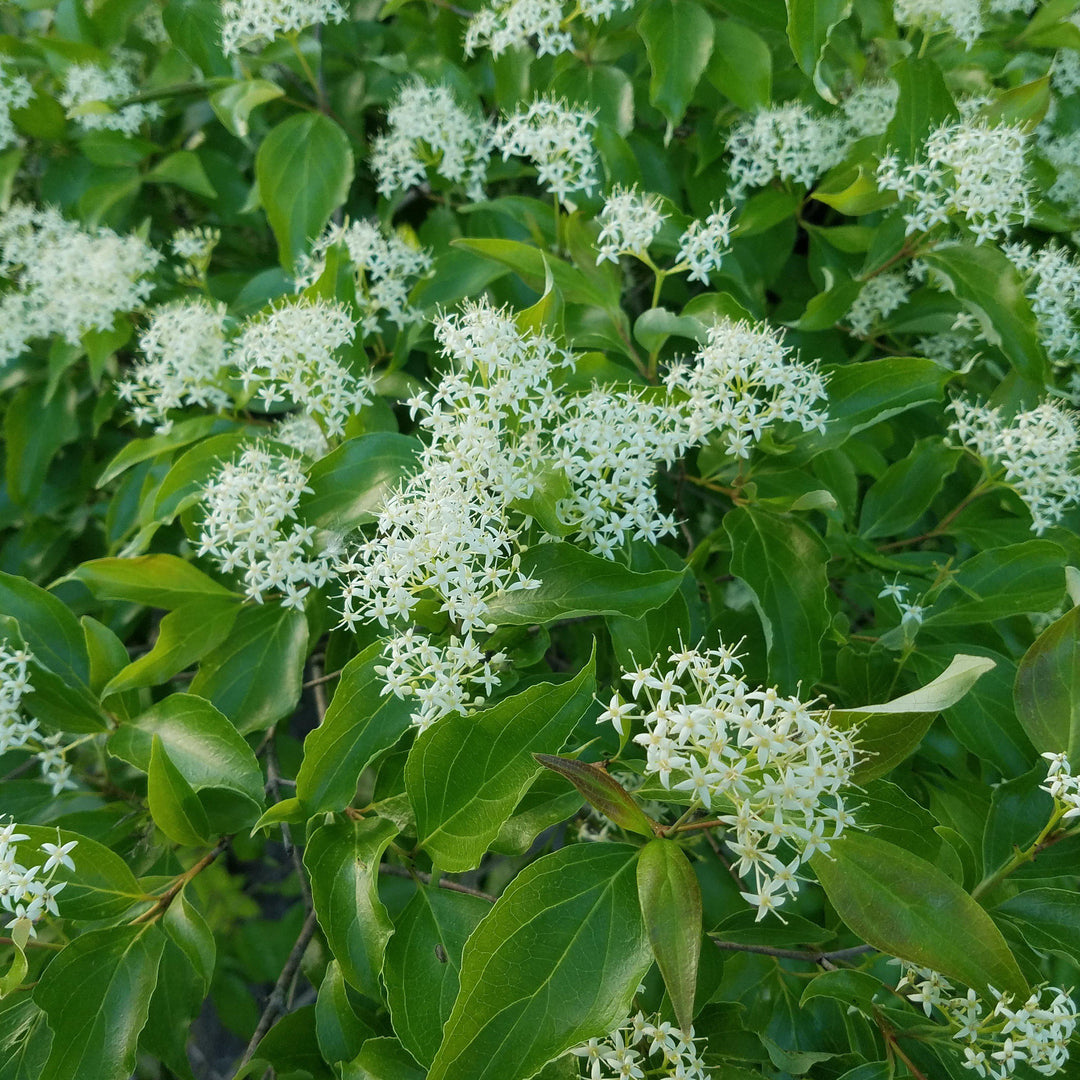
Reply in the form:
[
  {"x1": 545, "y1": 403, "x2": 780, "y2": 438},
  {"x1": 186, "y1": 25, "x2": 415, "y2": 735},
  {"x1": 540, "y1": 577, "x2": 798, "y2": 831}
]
[
  {"x1": 570, "y1": 1010, "x2": 711, "y2": 1079},
  {"x1": 0, "y1": 821, "x2": 77, "y2": 936},
  {"x1": 600, "y1": 641, "x2": 859, "y2": 919}
]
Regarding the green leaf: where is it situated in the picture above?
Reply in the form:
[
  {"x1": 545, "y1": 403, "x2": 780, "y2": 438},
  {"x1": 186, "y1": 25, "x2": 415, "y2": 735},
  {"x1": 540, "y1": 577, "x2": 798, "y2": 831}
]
[
  {"x1": 109, "y1": 693, "x2": 265, "y2": 831},
  {"x1": 162, "y1": 0, "x2": 230, "y2": 76},
  {"x1": 533, "y1": 755, "x2": 656, "y2": 838},
  {"x1": 8, "y1": 826, "x2": 143, "y2": 921},
  {"x1": 831, "y1": 654, "x2": 996, "y2": 782},
  {"x1": 344, "y1": 1037, "x2": 426, "y2": 1080},
  {"x1": 299, "y1": 434, "x2": 420, "y2": 531},
  {"x1": 812, "y1": 832, "x2": 1028, "y2": 999},
  {"x1": 923, "y1": 246, "x2": 1048, "y2": 384},
  {"x1": 34, "y1": 924, "x2": 165, "y2": 1080},
  {"x1": 296, "y1": 640, "x2": 417, "y2": 814},
  {"x1": 636, "y1": 839, "x2": 701, "y2": 1033},
  {"x1": 858, "y1": 437, "x2": 962, "y2": 539},
  {"x1": 4, "y1": 382, "x2": 79, "y2": 507},
  {"x1": 103, "y1": 596, "x2": 241, "y2": 695},
  {"x1": 189, "y1": 603, "x2": 308, "y2": 733},
  {"x1": 428, "y1": 844, "x2": 652, "y2": 1080},
  {"x1": 924, "y1": 541, "x2": 1065, "y2": 626},
  {"x1": 304, "y1": 816, "x2": 399, "y2": 997},
  {"x1": 408, "y1": 654, "x2": 596, "y2": 871},
  {"x1": 484, "y1": 543, "x2": 686, "y2": 626},
  {"x1": 1014, "y1": 606, "x2": 1080, "y2": 761},
  {"x1": 257, "y1": 113, "x2": 354, "y2": 273},
  {"x1": 70, "y1": 554, "x2": 237, "y2": 609},
  {"x1": 96, "y1": 416, "x2": 238, "y2": 486},
  {"x1": 316, "y1": 961, "x2": 372, "y2": 1065},
  {"x1": 883, "y1": 56, "x2": 956, "y2": 160},
  {"x1": 724, "y1": 506, "x2": 830, "y2": 692},
  {"x1": 0, "y1": 920, "x2": 29, "y2": 999},
  {"x1": 785, "y1": 357, "x2": 951, "y2": 464},
  {"x1": 785, "y1": 0, "x2": 852, "y2": 103},
  {"x1": 147, "y1": 151, "x2": 217, "y2": 199},
  {"x1": 209, "y1": 78, "x2": 285, "y2": 138},
  {"x1": 638, "y1": 0, "x2": 715, "y2": 127},
  {"x1": 707, "y1": 20, "x2": 772, "y2": 110},
  {"x1": 148, "y1": 735, "x2": 213, "y2": 847},
  {"x1": 978, "y1": 78, "x2": 1050, "y2": 132},
  {"x1": 0, "y1": 571, "x2": 89, "y2": 686},
  {"x1": 995, "y1": 889, "x2": 1080, "y2": 967},
  {"x1": 384, "y1": 887, "x2": 490, "y2": 1066}
]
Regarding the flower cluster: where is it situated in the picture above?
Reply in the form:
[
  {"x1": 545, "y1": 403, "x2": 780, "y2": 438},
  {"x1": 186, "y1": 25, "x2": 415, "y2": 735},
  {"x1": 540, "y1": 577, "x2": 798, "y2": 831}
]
[
  {"x1": 294, "y1": 219, "x2": 433, "y2": 336},
  {"x1": 0, "y1": 821, "x2": 77, "y2": 936},
  {"x1": 232, "y1": 299, "x2": 374, "y2": 438},
  {"x1": 600, "y1": 641, "x2": 859, "y2": 919},
  {"x1": 847, "y1": 271, "x2": 913, "y2": 337},
  {"x1": 1040, "y1": 752, "x2": 1080, "y2": 823},
  {"x1": 0, "y1": 61, "x2": 32, "y2": 152},
  {"x1": 676, "y1": 204, "x2": 735, "y2": 285},
  {"x1": 495, "y1": 97, "x2": 599, "y2": 206},
  {"x1": 0, "y1": 202, "x2": 160, "y2": 364},
  {"x1": 569, "y1": 1011, "x2": 711, "y2": 1079},
  {"x1": 895, "y1": 962, "x2": 1076, "y2": 1079},
  {"x1": 878, "y1": 120, "x2": 1033, "y2": 243},
  {"x1": 464, "y1": 0, "x2": 633, "y2": 58},
  {"x1": 893, "y1": 0, "x2": 983, "y2": 48},
  {"x1": 663, "y1": 318, "x2": 829, "y2": 454},
  {"x1": 371, "y1": 80, "x2": 495, "y2": 201},
  {"x1": 171, "y1": 226, "x2": 220, "y2": 286},
  {"x1": 948, "y1": 398, "x2": 1080, "y2": 534},
  {"x1": 117, "y1": 299, "x2": 230, "y2": 432},
  {"x1": 197, "y1": 444, "x2": 337, "y2": 607},
  {"x1": 878, "y1": 578, "x2": 927, "y2": 630},
  {"x1": 220, "y1": 0, "x2": 347, "y2": 55},
  {"x1": 272, "y1": 413, "x2": 330, "y2": 459},
  {"x1": 0, "y1": 644, "x2": 74, "y2": 796},
  {"x1": 1002, "y1": 241, "x2": 1080, "y2": 377},
  {"x1": 595, "y1": 186, "x2": 668, "y2": 265},
  {"x1": 375, "y1": 630, "x2": 507, "y2": 731},
  {"x1": 726, "y1": 86, "x2": 896, "y2": 199},
  {"x1": 58, "y1": 55, "x2": 162, "y2": 135}
]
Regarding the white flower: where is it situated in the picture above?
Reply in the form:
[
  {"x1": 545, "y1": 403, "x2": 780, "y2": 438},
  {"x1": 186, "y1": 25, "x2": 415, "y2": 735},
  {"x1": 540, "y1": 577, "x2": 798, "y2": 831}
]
[
  {"x1": 621, "y1": 641, "x2": 858, "y2": 919},
  {"x1": 197, "y1": 444, "x2": 335, "y2": 604},
  {"x1": 293, "y1": 218, "x2": 433, "y2": 336},
  {"x1": 0, "y1": 818, "x2": 78, "y2": 934},
  {"x1": 948, "y1": 398, "x2": 1080, "y2": 534},
  {"x1": 371, "y1": 80, "x2": 495, "y2": 201},
  {"x1": 569, "y1": 1011, "x2": 710, "y2": 1079},
  {"x1": 894, "y1": 0, "x2": 982, "y2": 47},
  {"x1": 231, "y1": 298, "x2": 374, "y2": 438},
  {"x1": 847, "y1": 271, "x2": 913, "y2": 337},
  {"x1": 117, "y1": 299, "x2": 231, "y2": 433},
  {"x1": 272, "y1": 413, "x2": 330, "y2": 459},
  {"x1": 0, "y1": 202, "x2": 160, "y2": 363},
  {"x1": 1040, "y1": 752, "x2": 1080, "y2": 822},
  {"x1": 495, "y1": 97, "x2": 599, "y2": 206},
  {"x1": 677, "y1": 205, "x2": 734, "y2": 285},
  {"x1": 878, "y1": 119, "x2": 1033, "y2": 243},
  {"x1": 595, "y1": 186, "x2": 668, "y2": 265},
  {"x1": 1002, "y1": 241, "x2": 1080, "y2": 371},
  {"x1": 0, "y1": 61, "x2": 33, "y2": 152},
  {"x1": 220, "y1": 0, "x2": 347, "y2": 55},
  {"x1": 59, "y1": 54, "x2": 162, "y2": 135}
]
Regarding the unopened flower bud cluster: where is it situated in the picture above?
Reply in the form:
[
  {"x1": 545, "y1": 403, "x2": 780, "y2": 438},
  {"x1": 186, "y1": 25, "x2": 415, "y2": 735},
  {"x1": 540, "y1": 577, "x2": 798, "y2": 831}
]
[
  {"x1": 569, "y1": 1010, "x2": 711, "y2": 1079},
  {"x1": 727, "y1": 84, "x2": 897, "y2": 199},
  {"x1": 878, "y1": 119, "x2": 1033, "y2": 243},
  {"x1": 233, "y1": 298, "x2": 375, "y2": 438},
  {"x1": 0, "y1": 203, "x2": 160, "y2": 364},
  {"x1": 372, "y1": 80, "x2": 495, "y2": 201},
  {"x1": 0, "y1": 62, "x2": 32, "y2": 152},
  {"x1": 294, "y1": 219, "x2": 433, "y2": 336},
  {"x1": 948, "y1": 398, "x2": 1080, "y2": 534},
  {"x1": 600, "y1": 642, "x2": 859, "y2": 919},
  {"x1": 116, "y1": 299, "x2": 231, "y2": 433},
  {"x1": 1040, "y1": 752, "x2": 1080, "y2": 823},
  {"x1": 220, "y1": 0, "x2": 347, "y2": 55},
  {"x1": 197, "y1": 444, "x2": 338, "y2": 608},
  {"x1": 59, "y1": 53, "x2": 162, "y2": 135},
  {"x1": 895, "y1": 962, "x2": 1076, "y2": 1079},
  {"x1": 171, "y1": 226, "x2": 220, "y2": 286},
  {"x1": 375, "y1": 630, "x2": 508, "y2": 731},
  {"x1": 0, "y1": 644, "x2": 75, "y2": 796},
  {"x1": 0, "y1": 821, "x2": 78, "y2": 937}
]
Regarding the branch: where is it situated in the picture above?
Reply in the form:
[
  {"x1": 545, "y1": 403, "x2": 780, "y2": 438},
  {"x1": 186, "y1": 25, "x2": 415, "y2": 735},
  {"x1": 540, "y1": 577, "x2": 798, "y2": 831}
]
[
  {"x1": 711, "y1": 938, "x2": 875, "y2": 964},
  {"x1": 237, "y1": 909, "x2": 319, "y2": 1070},
  {"x1": 131, "y1": 838, "x2": 230, "y2": 925},
  {"x1": 378, "y1": 862, "x2": 496, "y2": 902}
]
